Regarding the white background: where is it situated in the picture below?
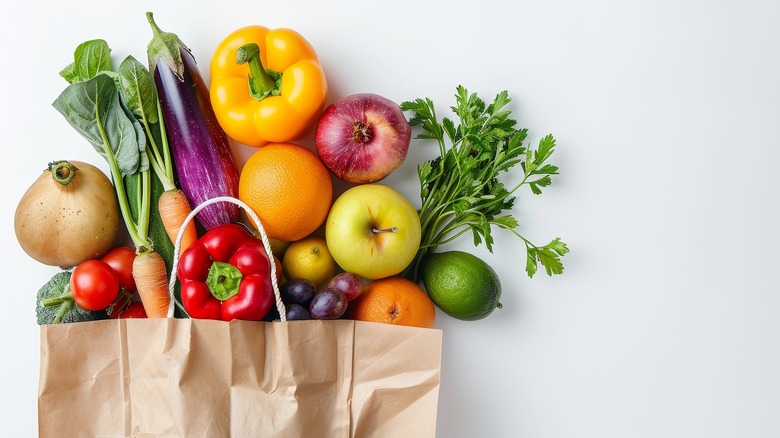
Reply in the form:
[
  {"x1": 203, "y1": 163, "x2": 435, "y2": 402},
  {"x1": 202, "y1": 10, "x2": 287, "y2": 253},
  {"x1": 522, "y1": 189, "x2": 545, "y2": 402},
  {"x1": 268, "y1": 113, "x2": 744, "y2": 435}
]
[{"x1": 2, "y1": 0, "x2": 779, "y2": 436}]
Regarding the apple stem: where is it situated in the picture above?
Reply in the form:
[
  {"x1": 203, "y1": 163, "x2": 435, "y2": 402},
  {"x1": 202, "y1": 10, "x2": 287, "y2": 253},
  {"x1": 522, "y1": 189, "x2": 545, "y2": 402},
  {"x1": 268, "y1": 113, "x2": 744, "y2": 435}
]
[
  {"x1": 236, "y1": 43, "x2": 278, "y2": 100},
  {"x1": 372, "y1": 226, "x2": 398, "y2": 234}
]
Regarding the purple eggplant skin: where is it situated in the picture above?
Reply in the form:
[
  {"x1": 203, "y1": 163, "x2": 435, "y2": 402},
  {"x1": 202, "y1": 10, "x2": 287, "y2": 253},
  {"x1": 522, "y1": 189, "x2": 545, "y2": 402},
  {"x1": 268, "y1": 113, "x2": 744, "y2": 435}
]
[{"x1": 147, "y1": 12, "x2": 239, "y2": 231}]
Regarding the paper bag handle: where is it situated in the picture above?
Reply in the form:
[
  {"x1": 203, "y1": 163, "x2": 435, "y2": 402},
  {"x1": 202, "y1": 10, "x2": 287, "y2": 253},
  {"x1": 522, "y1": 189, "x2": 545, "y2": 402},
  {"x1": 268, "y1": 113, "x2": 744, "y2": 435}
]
[{"x1": 166, "y1": 196, "x2": 286, "y2": 322}]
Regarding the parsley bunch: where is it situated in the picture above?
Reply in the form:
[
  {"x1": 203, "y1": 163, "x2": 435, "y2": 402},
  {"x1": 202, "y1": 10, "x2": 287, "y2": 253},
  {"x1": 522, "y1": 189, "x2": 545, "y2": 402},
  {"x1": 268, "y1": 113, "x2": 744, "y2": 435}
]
[{"x1": 400, "y1": 86, "x2": 568, "y2": 282}]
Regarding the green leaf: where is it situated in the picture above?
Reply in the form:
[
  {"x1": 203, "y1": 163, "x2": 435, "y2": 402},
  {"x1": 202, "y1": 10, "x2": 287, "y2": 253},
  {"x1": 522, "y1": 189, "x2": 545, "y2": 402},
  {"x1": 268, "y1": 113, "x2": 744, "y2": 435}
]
[
  {"x1": 418, "y1": 161, "x2": 432, "y2": 183},
  {"x1": 60, "y1": 39, "x2": 112, "y2": 84},
  {"x1": 442, "y1": 117, "x2": 457, "y2": 142},
  {"x1": 525, "y1": 245, "x2": 539, "y2": 278},
  {"x1": 59, "y1": 63, "x2": 78, "y2": 84},
  {"x1": 404, "y1": 86, "x2": 567, "y2": 282},
  {"x1": 547, "y1": 238, "x2": 570, "y2": 256},
  {"x1": 401, "y1": 98, "x2": 436, "y2": 128},
  {"x1": 418, "y1": 161, "x2": 433, "y2": 199},
  {"x1": 118, "y1": 56, "x2": 159, "y2": 124},
  {"x1": 535, "y1": 239, "x2": 569, "y2": 276},
  {"x1": 534, "y1": 134, "x2": 557, "y2": 165},
  {"x1": 535, "y1": 164, "x2": 559, "y2": 175},
  {"x1": 52, "y1": 73, "x2": 144, "y2": 177},
  {"x1": 490, "y1": 90, "x2": 511, "y2": 112},
  {"x1": 529, "y1": 176, "x2": 552, "y2": 195},
  {"x1": 523, "y1": 147, "x2": 534, "y2": 173},
  {"x1": 538, "y1": 247, "x2": 565, "y2": 276},
  {"x1": 118, "y1": 90, "x2": 149, "y2": 174},
  {"x1": 492, "y1": 215, "x2": 519, "y2": 229}
]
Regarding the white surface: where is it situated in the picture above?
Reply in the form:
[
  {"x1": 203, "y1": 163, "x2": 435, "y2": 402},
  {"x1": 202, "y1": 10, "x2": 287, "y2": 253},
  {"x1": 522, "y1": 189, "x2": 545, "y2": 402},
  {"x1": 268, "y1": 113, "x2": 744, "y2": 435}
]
[{"x1": 3, "y1": 0, "x2": 780, "y2": 436}]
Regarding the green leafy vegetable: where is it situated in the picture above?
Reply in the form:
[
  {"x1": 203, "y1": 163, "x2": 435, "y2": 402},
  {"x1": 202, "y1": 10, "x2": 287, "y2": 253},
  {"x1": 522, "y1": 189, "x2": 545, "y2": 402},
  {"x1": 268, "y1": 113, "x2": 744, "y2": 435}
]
[
  {"x1": 53, "y1": 71, "x2": 152, "y2": 251},
  {"x1": 36, "y1": 271, "x2": 98, "y2": 325},
  {"x1": 118, "y1": 56, "x2": 160, "y2": 125},
  {"x1": 53, "y1": 74, "x2": 147, "y2": 177},
  {"x1": 117, "y1": 55, "x2": 177, "y2": 192},
  {"x1": 59, "y1": 39, "x2": 113, "y2": 84},
  {"x1": 55, "y1": 38, "x2": 186, "y2": 315},
  {"x1": 400, "y1": 86, "x2": 568, "y2": 281},
  {"x1": 116, "y1": 54, "x2": 181, "y2": 288}
]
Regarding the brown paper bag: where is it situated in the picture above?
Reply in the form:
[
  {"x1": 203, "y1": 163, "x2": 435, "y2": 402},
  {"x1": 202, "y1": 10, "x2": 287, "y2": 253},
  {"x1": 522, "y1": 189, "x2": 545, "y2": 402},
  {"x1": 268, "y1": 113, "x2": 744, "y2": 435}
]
[
  {"x1": 38, "y1": 197, "x2": 442, "y2": 437},
  {"x1": 38, "y1": 318, "x2": 442, "y2": 437}
]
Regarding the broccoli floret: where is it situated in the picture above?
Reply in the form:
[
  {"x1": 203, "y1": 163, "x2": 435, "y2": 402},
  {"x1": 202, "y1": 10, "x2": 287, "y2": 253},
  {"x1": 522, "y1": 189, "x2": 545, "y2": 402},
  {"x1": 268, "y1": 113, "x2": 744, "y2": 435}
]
[{"x1": 36, "y1": 271, "x2": 98, "y2": 325}]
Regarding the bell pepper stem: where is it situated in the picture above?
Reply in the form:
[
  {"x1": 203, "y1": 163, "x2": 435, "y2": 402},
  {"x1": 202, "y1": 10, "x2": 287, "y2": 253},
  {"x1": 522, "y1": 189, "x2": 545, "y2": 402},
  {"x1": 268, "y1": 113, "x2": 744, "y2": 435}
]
[
  {"x1": 206, "y1": 261, "x2": 244, "y2": 301},
  {"x1": 236, "y1": 43, "x2": 278, "y2": 100}
]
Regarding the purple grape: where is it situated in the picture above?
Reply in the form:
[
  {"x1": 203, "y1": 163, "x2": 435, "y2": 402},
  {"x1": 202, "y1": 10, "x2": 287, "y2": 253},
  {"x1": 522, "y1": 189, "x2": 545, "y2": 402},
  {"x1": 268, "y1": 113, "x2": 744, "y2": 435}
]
[
  {"x1": 262, "y1": 305, "x2": 280, "y2": 322},
  {"x1": 326, "y1": 272, "x2": 365, "y2": 301},
  {"x1": 309, "y1": 288, "x2": 348, "y2": 319},
  {"x1": 285, "y1": 303, "x2": 312, "y2": 320},
  {"x1": 280, "y1": 278, "x2": 316, "y2": 306}
]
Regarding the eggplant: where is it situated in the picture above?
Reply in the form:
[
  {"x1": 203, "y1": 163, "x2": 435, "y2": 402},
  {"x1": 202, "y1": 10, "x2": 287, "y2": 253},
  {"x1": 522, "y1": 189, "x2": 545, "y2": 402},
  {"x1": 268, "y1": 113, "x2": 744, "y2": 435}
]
[{"x1": 145, "y1": 12, "x2": 239, "y2": 231}]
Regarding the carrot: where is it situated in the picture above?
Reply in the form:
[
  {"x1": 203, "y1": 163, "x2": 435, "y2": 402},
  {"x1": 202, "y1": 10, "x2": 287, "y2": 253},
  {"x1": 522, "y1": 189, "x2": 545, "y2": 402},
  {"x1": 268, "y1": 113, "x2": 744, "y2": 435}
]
[
  {"x1": 133, "y1": 250, "x2": 170, "y2": 318},
  {"x1": 158, "y1": 189, "x2": 197, "y2": 253}
]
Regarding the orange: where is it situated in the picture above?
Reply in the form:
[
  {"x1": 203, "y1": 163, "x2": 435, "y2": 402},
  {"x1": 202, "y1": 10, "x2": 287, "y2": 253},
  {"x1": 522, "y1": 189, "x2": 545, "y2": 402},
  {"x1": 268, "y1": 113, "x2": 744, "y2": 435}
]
[
  {"x1": 239, "y1": 143, "x2": 333, "y2": 242},
  {"x1": 273, "y1": 255, "x2": 283, "y2": 284},
  {"x1": 348, "y1": 277, "x2": 436, "y2": 328}
]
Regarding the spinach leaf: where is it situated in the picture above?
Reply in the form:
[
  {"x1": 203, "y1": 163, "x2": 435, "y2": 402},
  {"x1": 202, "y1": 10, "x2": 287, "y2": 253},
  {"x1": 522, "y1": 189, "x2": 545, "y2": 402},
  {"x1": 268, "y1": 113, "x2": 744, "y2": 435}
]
[
  {"x1": 118, "y1": 86, "x2": 149, "y2": 173},
  {"x1": 117, "y1": 54, "x2": 176, "y2": 192},
  {"x1": 118, "y1": 56, "x2": 159, "y2": 124},
  {"x1": 52, "y1": 73, "x2": 145, "y2": 177},
  {"x1": 59, "y1": 39, "x2": 112, "y2": 84}
]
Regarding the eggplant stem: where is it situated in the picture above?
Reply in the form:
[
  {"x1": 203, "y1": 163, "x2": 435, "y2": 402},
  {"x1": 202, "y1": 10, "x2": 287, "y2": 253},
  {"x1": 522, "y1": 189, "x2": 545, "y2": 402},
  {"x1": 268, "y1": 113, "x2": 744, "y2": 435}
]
[{"x1": 146, "y1": 12, "x2": 163, "y2": 38}]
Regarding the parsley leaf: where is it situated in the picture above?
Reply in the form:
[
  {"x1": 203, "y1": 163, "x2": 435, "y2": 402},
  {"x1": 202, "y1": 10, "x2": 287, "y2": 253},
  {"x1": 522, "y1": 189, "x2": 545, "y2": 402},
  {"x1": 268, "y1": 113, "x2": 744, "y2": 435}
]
[{"x1": 400, "y1": 86, "x2": 568, "y2": 282}]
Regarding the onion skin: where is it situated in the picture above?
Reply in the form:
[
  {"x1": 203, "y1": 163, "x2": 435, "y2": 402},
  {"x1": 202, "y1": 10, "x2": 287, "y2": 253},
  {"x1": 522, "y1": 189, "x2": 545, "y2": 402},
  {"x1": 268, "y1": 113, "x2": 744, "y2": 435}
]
[
  {"x1": 14, "y1": 160, "x2": 120, "y2": 267},
  {"x1": 154, "y1": 48, "x2": 240, "y2": 230},
  {"x1": 315, "y1": 93, "x2": 411, "y2": 184}
]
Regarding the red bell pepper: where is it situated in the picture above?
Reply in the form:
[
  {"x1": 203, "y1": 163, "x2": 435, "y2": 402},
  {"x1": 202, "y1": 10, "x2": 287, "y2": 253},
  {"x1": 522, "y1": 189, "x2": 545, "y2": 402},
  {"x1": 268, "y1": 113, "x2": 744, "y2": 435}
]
[{"x1": 178, "y1": 223, "x2": 275, "y2": 321}]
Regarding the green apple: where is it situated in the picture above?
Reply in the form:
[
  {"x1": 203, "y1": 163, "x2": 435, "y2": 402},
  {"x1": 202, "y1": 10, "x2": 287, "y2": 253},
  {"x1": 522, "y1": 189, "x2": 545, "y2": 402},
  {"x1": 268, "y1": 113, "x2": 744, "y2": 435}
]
[{"x1": 325, "y1": 184, "x2": 421, "y2": 280}]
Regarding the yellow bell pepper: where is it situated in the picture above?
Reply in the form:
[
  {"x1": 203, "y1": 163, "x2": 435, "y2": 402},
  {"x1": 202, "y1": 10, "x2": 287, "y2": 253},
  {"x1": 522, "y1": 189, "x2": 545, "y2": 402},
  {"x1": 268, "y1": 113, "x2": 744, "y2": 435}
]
[{"x1": 210, "y1": 26, "x2": 327, "y2": 147}]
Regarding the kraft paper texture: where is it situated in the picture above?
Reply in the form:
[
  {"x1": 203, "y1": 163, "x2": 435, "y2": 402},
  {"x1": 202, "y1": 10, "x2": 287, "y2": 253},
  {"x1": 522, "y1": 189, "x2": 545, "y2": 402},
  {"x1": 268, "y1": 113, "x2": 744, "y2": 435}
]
[{"x1": 38, "y1": 318, "x2": 442, "y2": 437}]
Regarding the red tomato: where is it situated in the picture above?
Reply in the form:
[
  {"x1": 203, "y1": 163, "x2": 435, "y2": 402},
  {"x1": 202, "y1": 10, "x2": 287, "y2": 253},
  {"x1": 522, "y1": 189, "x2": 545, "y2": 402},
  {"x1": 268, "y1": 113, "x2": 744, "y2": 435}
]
[
  {"x1": 101, "y1": 246, "x2": 137, "y2": 292},
  {"x1": 117, "y1": 302, "x2": 147, "y2": 319},
  {"x1": 107, "y1": 290, "x2": 135, "y2": 319},
  {"x1": 70, "y1": 260, "x2": 120, "y2": 311}
]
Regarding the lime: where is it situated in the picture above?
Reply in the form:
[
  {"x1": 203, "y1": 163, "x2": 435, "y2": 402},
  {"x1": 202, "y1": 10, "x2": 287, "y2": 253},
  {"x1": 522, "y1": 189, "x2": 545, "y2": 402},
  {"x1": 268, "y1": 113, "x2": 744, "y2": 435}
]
[{"x1": 421, "y1": 251, "x2": 502, "y2": 321}]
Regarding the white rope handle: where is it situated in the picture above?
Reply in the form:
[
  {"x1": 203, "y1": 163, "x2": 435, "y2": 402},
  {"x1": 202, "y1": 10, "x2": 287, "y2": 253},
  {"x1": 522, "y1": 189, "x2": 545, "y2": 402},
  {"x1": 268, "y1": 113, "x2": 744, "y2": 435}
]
[{"x1": 166, "y1": 196, "x2": 286, "y2": 322}]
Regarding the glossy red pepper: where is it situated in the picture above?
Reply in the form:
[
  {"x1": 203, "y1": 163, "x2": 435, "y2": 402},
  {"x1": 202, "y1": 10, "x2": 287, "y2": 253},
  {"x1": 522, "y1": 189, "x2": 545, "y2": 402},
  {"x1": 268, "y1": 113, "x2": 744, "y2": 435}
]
[{"x1": 178, "y1": 223, "x2": 275, "y2": 321}]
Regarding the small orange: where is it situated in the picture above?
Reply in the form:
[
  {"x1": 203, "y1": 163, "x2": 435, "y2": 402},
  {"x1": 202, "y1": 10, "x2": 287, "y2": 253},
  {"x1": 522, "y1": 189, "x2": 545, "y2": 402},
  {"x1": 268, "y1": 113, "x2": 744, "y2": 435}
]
[
  {"x1": 273, "y1": 255, "x2": 283, "y2": 284},
  {"x1": 348, "y1": 277, "x2": 436, "y2": 328},
  {"x1": 239, "y1": 143, "x2": 333, "y2": 242}
]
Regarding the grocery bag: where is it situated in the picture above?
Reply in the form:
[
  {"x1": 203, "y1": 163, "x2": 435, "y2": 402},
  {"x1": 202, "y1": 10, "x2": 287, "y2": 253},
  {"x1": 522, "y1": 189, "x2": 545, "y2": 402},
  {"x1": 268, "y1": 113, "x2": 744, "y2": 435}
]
[
  {"x1": 37, "y1": 197, "x2": 443, "y2": 437},
  {"x1": 38, "y1": 318, "x2": 442, "y2": 437}
]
